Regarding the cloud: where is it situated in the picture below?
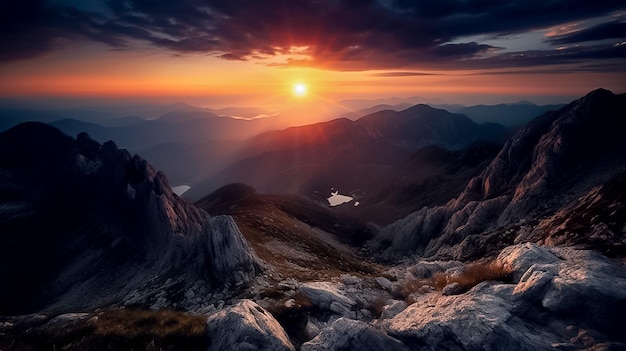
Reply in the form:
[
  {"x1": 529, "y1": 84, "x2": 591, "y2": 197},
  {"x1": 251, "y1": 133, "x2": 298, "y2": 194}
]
[
  {"x1": 1, "y1": 0, "x2": 625, "y2": 71},
  {"x1": 547, "y1": 21, "x2": 626, "y2": 45},
  {"x1": 370, "y1": 72, "x2": 438, "y2": 77}
]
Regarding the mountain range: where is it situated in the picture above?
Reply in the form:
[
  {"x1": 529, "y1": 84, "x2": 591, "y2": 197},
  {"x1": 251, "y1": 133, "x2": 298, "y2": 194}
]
[
  {"x1": 0, "y1": 89, "x2": 624, "y2": 351},
  {"x1": 0, "y1": 100, "x2": 551, "y2": 191},
  {"x1": 186, "y1": 104, "x2": 507, "y2": 199}
]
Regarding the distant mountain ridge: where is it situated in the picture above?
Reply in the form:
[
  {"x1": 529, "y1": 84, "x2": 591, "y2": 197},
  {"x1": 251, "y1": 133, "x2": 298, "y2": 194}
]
[
  {"x1": 455, "y1": 102, "x2": 564, "y2": 127},
  {"x1": 1, "y1": 100, "x2": 553, "y2": 194},
  {"x1": 188, "y1": 104, "x2": 507, "y2": 199}
]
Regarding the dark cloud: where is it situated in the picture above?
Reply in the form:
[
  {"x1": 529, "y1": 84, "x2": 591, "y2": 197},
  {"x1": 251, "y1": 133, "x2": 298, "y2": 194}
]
[
  {"x1": 1, "y1": 0, "x2": 625, "y2": 71},
  {"x1": 547, "y1": 21, "x2": 626, "y2": 45},
  {"x1": 462, "y1": 44, "x2": 626, "y2": 70}
]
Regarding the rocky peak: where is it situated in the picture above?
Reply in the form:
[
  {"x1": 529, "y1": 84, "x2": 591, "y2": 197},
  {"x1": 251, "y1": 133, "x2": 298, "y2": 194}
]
[
  {"x1": 373, "y1": 89, "x2": 626, "y2": 261},
  {"x1": 0, "y1": 122, "x2": 262, "y2": 314}
]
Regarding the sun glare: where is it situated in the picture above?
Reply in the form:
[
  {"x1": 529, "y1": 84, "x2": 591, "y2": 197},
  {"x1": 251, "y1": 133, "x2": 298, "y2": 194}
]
[{"x1": 293, "y1": 83, "x2": 307, "y2": 97}]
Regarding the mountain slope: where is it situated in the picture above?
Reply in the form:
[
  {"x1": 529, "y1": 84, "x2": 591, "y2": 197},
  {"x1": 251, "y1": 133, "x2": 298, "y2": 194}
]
[
  {"x1": 0, "y1": 123, "x2": 261, "y2": 314},
  {"x1": 373, "y1": 88, "x2": 626, "y2": 261},
  {"x1": 196, "y1": 183, "x2": 377, "y2": 280},
  {"x1": 347, "y1": 142, "x2": 502, "y2": 224}
]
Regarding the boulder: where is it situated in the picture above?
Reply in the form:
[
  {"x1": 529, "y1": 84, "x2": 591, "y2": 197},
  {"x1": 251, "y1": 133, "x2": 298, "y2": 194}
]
[
  {"x1": 299, "y1": 282, "x2": 357, "y2": 318},
  {"x1": 206, "y1": 300, "x2": 295, "y2": 351},
  {"x1": 388, "y1": 289, "x2": 555, "y2": 351},
  {"x1": 301, "y1": 317, "x2": 409, "y2": 351},
  {"x1": 497, "y1": 242, "x2": 561, "y2": 281},
  {"x1": 381, "y1": 300, "x2": 407, "y2": 320},
  {"x1": 375, "y1": 277, "x2": 393, "y2": 290},
  {"x1": 387, "y1": 244, "x2": 626, "y2": 350}
]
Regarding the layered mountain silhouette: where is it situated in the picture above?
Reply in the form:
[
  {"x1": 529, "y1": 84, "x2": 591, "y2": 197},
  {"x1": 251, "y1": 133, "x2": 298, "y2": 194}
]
[
  {"x1": 188, "y1": 104, "x2": 507, "y2": 199},
  {"x1": 456, "y1": 102, "x2": 565, "y2": 127},
  {"x1": 373, "y1": 88, "x2": 626, "y2": 260}
]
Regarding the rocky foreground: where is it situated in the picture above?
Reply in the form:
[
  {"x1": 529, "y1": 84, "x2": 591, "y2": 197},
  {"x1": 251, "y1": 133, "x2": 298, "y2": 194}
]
[{"x1": 2, "y1": 243, "x2": 625, "y2": 350}]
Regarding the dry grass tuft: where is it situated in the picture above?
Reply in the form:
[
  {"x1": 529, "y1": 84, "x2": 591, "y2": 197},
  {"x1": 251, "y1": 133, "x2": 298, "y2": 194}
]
[
  {"x1": 395, "y1": 260, "x2": 513, "y2": 304},
  {"x1": 364, "y1": 297, "x2": 387, "y2": 319},
  {"x1": 1, "y1": 309, "x2": 208, "y2": 351},
  {"x1": 93, "y1": 309, "x2": 207, "y2": 344},
  {"x1": 433, "y1": 261, "x2": 513, "y2": 292}
]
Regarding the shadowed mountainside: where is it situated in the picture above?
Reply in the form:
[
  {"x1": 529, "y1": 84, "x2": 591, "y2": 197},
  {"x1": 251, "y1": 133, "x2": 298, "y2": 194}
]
[
  {"x1": 373, "y1": 88, "x2": 626, "y2": 261},
  {"x1": 0, "y1": 123, "x2": 262, "y2": 315}
]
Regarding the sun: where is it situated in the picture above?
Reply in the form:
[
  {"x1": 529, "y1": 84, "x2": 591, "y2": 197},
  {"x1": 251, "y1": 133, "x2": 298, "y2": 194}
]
[{"x1": 293, "y1": 83, "x2": 307, "y2": 97}]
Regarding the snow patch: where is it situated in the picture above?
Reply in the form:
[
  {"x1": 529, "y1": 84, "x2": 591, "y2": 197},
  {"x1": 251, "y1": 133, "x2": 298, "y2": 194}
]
[{"x1": 327, "y1": 190, "x2": 354, "y2": 207}]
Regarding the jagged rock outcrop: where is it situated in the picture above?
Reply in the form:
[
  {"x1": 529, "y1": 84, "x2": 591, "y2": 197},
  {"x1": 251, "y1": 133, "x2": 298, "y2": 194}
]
[
  {"x1": 208, "y1": 215, "x2": 264, "y2": 286},
  {"x1": 386, "y1": 243, "x2": 626, "y2": 350},
  {"x1": 373, "y1": 89, "x2": 626, "y2": 261},
  {"x1": 301, "y1": 317, "x2": 410, "y2": 351},
  {"x1": 206, "y1": 299, "x2": 295, "y2": 351},
  {"x1": 0, "y1": 122, "x2": 262, "y2": 314},
  {"x1": 520, "y1": 169, "x2": 626, "y2": 256}
]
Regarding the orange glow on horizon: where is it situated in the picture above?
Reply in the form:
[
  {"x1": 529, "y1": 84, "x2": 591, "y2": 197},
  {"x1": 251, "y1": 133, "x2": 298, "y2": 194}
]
[{"x1": 0, "y1": 44, "x2": 625, "y2": 108}]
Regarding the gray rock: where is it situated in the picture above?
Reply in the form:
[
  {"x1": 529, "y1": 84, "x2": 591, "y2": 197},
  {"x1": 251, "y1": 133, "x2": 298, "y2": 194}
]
[
  {"x1": 341, "y1": 275, "x2": 361, "y2": 286},
  {"x1": 46, "y1": 313, "x2": 91, "y2": 327},
  {"x1": 441, "y1": 282, "x2": 462, "y2": 296},
  {"x1": 304, "y1": 319, "x2": 321, "y2": 339},
  {"x1": 208, "y1": 215, "x2": 264, "y2": 285},
  {"x1": 388, "y1": 292, "x2": 554, "y2": 351},
  {"x1": 206, "y1": 299, "x2": 295, "y2": 351},
  {"x1": 301, "y1": 318, "x2": 410, "y2": 351},
  {"x1": 299, "y1": 282, "x2": 357, "y2": 318},
  {"x1": 375, "y1": 277, "x2": 393, "y2": 290},
  {"x1": 497, "y1": 242, "x2": 561, "y2": 282},
  {"x1": 381, "y1": 300, "x2": 408, "y2": 320},
  {"x1": 387, "y1": 244, "x2": 626, "y2": 350}
]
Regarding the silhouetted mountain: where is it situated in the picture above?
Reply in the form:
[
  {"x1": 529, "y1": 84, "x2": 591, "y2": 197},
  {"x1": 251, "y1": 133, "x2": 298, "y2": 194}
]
[
  {"x1": 457, "y1": 102, "x2": 564, "y2": 127},
  {"x1": 337, "y1": 96, "x2": 428, "y2": 110},
  {"x1": 337, "y1": 103, "x2": 413, "y2": 120},
  {"x1": 0, "y1": 123, "x2": 261, "y2": 315},
  {"x1": 356, "y1": 104, "x2": 506, "y2": 149},
  {"x1": 373, "y1": 88, "x2": 626, "y2": 261},
  {"x1": 188, "y1": 104, "x2": 507, "y2": 199}
]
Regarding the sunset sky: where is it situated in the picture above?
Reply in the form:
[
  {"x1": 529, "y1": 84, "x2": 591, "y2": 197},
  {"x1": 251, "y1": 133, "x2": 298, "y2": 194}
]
[{"x1": 1, "y1": 0, "x2": 625, "y2": 110}]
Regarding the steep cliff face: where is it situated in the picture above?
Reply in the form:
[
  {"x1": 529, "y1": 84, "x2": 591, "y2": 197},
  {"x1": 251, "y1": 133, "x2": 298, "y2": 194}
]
[
  {"x1": 0, "y1": 122, "x2": 261, "y2": 314},
  {"x1": 373, "y1": 89, "x2": 626, "y2": 261}
]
